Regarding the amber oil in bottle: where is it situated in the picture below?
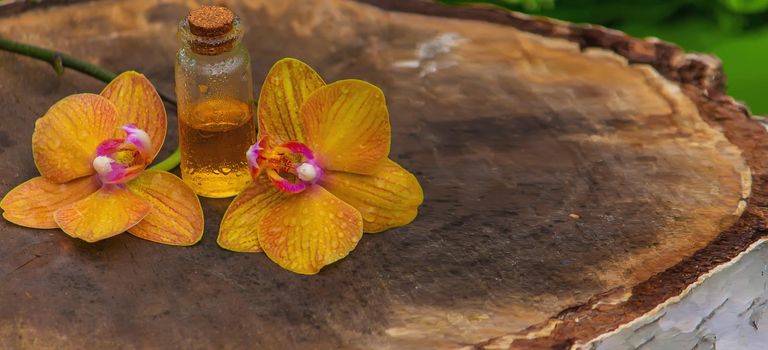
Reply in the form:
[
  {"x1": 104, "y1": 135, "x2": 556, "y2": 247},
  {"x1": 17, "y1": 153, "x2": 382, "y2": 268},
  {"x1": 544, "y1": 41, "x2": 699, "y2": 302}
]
[{"x1": 175, "y1": 6, "x2": 256, "y2": 198}]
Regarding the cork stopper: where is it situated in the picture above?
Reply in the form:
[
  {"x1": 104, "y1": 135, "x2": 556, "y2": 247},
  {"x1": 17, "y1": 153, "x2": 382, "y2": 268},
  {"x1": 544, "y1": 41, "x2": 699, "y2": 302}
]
[
  {"x1": 188, "y1": 6, "x2": 235, "y2": 37},
  {"x1": 180, "y1": 5, "x2": 242, "y2": 55}
]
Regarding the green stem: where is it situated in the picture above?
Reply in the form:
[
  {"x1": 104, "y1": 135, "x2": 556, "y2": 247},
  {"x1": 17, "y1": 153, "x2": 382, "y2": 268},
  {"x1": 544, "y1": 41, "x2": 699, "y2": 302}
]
[
  {"x1": 0, "y1": 37, "x2": 177, "y2": 106},
  {"x1": 149, "y1": 148, "x2": 181, "y2": 171},
  {"x1": 0, "y1": 37, "x2": 181, "y2": 170},
  {"x1": 0, "y1": 37, "x2": 116, "y2": 82}
]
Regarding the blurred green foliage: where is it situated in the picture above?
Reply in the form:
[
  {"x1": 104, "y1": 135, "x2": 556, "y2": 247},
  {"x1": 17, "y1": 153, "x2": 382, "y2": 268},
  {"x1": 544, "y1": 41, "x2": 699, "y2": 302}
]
[{"x1": 440, "y1": 0, "x2": 768, "y2": 114}]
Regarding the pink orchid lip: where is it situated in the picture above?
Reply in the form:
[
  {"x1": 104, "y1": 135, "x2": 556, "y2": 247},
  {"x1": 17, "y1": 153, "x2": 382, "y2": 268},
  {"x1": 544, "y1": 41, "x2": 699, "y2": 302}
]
[
  {"x1": 266, "y1": 168, "x2": 308, "y2": 193},
  {"x1": 246, "y1": 138, "x2": 323, "y2": 193},
  {"x1": 95, "y1": 139, "x2": 123, "y2": 158},
  {"x1": 246, "y1": 137, "x2": 269, "y2": 179},
  {"x1": 120, "y1": 124, "x2": 152, "y2": 159},
  {"x1": 281, "y1": 141, "x2": 315, "y2": 161},
  {"x1": 93, "y1": 156, "x2": 145, "y2": 185},
  {"x1": 92, "y1": 125, "x2": 152, "y2": 185}
]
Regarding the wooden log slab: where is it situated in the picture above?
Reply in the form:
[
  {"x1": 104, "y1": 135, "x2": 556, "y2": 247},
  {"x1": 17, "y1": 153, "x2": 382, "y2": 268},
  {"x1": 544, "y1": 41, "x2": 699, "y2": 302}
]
[{"x1": 0, "y1": 0, "x2": 765, "y2": 349}]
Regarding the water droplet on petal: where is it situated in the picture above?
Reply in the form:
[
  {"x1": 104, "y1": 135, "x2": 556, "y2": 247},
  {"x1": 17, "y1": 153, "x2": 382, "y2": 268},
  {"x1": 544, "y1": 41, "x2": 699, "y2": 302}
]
[{"x1": 78, "y1": 129, "x2": 90, "y2": 141}]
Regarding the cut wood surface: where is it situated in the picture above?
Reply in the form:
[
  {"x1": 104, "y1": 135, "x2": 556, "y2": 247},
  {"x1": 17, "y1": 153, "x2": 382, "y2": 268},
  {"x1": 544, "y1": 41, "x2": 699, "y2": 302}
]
[{"x1": 0, "y1": 0, "x2": 765, "y2": 349}]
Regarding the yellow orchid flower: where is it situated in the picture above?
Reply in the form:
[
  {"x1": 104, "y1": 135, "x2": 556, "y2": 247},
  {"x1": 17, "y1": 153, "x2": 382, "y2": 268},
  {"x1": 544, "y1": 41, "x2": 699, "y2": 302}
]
[
  {"x1": 218, "y1": 58, "x2": 424, "y2": 274},
  {"x1": 1, "y1": 71, "x2": 203, "y2": 245}
]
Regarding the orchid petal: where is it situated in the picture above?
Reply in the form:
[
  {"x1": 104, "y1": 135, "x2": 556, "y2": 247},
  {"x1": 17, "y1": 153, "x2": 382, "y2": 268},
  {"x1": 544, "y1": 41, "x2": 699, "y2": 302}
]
[
  {"x1": 54, "y1": 185, "x2": 151, "y2": 242},
  {"x1": 301, "y1": 80, "x2": 390, "y2": 175},
  {"x1": 258, "y1": 185, "x2": 363, "y2": 275},
  {"x1": 321, "y1": 159, "x2": 423, "y2": 233},
  {"x1": 218, "y1": 178, "x2": 287, "y2": 253},
  {"x1": 32, "y1": 93, "x2": 118, "y2": 183},
  {"x1": 100, "y1": 71, "x2": 166, "y2": 161},
  {"x1": 1, "y1": 176, "x2": 100, "y2": 229},
  {"x1": 126, "y1": 171, "x2": 204, "y2": 246},
  {"x1": 257, "y1": 58, "x2": 325, "y2": 145}
]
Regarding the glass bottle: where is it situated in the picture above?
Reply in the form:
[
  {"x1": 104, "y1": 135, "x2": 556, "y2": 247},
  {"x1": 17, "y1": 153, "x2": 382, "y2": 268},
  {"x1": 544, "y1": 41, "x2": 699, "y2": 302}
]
[{"x1": 175, "y1": 6, "x2": 256, "y2": 198}]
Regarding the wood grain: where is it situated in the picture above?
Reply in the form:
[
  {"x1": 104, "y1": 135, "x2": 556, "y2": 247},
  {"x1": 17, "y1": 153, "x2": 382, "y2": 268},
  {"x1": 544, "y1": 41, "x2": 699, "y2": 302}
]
[{"x1": 0, "y1": 0, "x2": 764, "y2": 349}]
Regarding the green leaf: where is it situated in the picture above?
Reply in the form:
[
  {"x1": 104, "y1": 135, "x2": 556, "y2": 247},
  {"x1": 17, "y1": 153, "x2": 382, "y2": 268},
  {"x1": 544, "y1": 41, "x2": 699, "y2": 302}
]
[
  {"x1": 720, "y1": 0, "x2": 768, "y2": 13},
  {"x1": 711, "y1": 29, "x2": 768, "y2": 114}
]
